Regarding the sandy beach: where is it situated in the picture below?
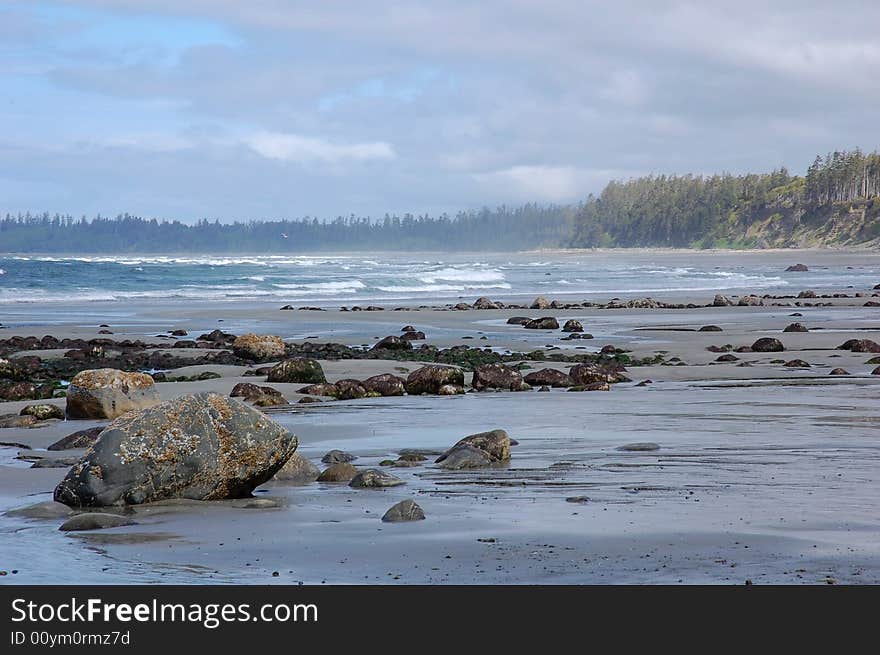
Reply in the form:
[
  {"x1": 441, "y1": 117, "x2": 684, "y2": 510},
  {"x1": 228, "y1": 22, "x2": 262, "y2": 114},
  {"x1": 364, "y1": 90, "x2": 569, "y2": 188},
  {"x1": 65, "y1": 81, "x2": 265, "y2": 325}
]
[{"x1": 1, "y1": 249, "x2": 879, "y2": 584}]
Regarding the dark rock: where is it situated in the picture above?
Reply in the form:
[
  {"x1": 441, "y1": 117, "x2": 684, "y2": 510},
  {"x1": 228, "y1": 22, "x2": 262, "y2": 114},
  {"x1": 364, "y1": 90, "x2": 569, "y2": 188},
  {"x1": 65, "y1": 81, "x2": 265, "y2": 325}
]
[
  {"x1": 797, "y1": 290, "x2": 816, "y2": 299},
  {"x1": 322, "y1": 449, "x2": 357, "y2": 464},
  {"x1": 562, "y1": 319, "x2": 584, "y2": 333},
  {"x1": 829, "y1": 368, "x2": 850, "y2": 376},
  {"x1": 751, "y1": 338, "x2": 785, "y2": 352},
  {"x1": 524, "y1": 317, "x2": 559, "y2": 330},
  {"x1": 401, "y1": 325, "x2": 417, "y2": 332},
  {"x1": 565, "y1": 496, "x2": 590, "y2": 504},
  {"x1": 361, "y1": 374, "x2": 406, "y2": 397},
  {"x1": 48, "y1": 426, "x2": 105, "y2": 451},
  {"x1": 0, "y1": 413, "x2": 40, "y2": 429},
  {"x1": 784, "y1": 359, "x2": 810, "y2": 368},
  {"x1": 349, "y1": 469, "x2": 405, "y2": 488},
  {"x1": 267, "y1": 358, "x2": 326, "y2": 384},
  {"x1": 382, "y1": 499, "x2": 425, "y2": 522},
  {"x1": 316, "y1": 462, "x2": 358, "y2": 482},
  {"x1": 506, "y1": 316, "x2": 532, "y2": 325},
  {"x1": 699, "y1": 325, "x2": 723, "y2": 332},
  {"x1": 405, "y1": 365, "x2": 464, "y2": 395},
  {"x1": 617, "y1": 442, "x2": 660, "y2": 451},
  {"x1": 837, "y1": 339, "x2": 880, "y2": 353},
  {"x1": 297, "y1": 396, "x2": 322, "y2": 404},
  {"x1": 273, "y1": 453, "x2": 320, "y2": 484},
  {"x1": 471, "y1": 363, "x2": 530, "y2": 391},
  {"x1": 66, "y1": 368, "x2": 160, "y2": 420},
  {"x1": 53, "y1": 392, "x2": 297, "y2": 507},
  {"x1": 523, "y1": 368, "x2": 572, "y2": 387},
  {"x1": 569, "y1": 362, "x2": 628, "y2": 385},
  {"x1": 5, "y1": 501, "x2": 73, "y2": 519},
  {"x1": 371, "y1": 335, "x2": 413, "y2": 351},
  {"x1": 298, "y1": 383, "x2": 339, "y2": 397},
  {"x1": 715, "y1": 354, "x2": 739, "y2": 362},
  {"x1": 400, "y1": 331, "x2": 426, "y2": 341},
  {"x1": 59, "y1": 513, "x2": 136, "y2": 531},
  {"x1": 783, "y1": 323, "x2": 808, "y2": 332},
  {"x1": 436, "y1": 429, "x2": 510, "y2": 469},
  {"x1": 333, "y1": 379, "x2": 370, "y2": 400},
  {"x1": 473, "y1": 297, "x2": 502, "y2": 310},
  {"x1": 871, "y1": 366, "x2": 880, "y2": 375},
  {"x1": 567, "y1": 382, "x2": 610, "y2": 391},
  {"x1": 786, "y1": 264, "x2": 809, "y2": 272}
]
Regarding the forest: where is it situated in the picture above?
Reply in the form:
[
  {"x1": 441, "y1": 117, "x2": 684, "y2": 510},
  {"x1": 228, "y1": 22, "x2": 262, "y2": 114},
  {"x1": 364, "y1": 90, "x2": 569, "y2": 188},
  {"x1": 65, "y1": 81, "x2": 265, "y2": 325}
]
[{"x1": 2, "y1": 149, "x2": 879, "y2": 252}]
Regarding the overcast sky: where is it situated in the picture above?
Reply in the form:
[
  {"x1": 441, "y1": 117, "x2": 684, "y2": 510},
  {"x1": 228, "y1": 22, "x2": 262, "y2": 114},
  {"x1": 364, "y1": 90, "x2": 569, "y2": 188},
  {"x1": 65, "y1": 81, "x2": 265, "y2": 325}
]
[{"x1": 2, "y1": 1, "x2": 879, "y2": 221}]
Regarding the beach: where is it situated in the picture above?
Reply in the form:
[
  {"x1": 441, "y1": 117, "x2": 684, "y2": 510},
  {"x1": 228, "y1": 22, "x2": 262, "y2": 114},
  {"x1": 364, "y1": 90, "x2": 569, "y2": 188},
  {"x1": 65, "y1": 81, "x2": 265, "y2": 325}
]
[{"x1": 1, "y1": 249, "x2": 879, "y2": 584}]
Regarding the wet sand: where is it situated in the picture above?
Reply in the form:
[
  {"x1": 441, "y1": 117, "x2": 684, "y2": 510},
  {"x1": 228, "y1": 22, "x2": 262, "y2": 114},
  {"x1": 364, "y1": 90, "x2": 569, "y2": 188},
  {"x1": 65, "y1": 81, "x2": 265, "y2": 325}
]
[{"x1": 1, "y1": 251, "x2": 879, "y2": 584}]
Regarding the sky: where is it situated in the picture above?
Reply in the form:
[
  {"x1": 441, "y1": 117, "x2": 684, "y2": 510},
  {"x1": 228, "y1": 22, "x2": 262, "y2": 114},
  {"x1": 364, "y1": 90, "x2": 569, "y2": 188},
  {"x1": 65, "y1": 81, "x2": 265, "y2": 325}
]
[{"x1": 2, "y1": 0, "x2": 880, "y2": 222}]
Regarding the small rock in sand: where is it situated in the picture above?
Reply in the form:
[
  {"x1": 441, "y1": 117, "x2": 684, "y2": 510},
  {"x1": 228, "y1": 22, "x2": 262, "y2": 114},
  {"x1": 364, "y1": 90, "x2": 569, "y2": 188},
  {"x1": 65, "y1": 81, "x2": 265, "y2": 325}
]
[
  {"x1": 316, "y1": 462, "x2": 358, "y2": 482},
  {"x1": 5, "y1": 501, "x2": 74, "y2": 520},
  {"x1": 20, "y1": 404, "x2": 64, "y2": 421},
  {"x1": 274, "y1": 453, "x2": 321, "y2": 484},
  {"x1": 382, "y1": 499, "x2": 425, "y2": 522},
  {"x1": 617, "y1": 442, "x2": 660, "y2": 452},
  {"x1": 59, "y1": 513, "x2": 136, "y2": 531},
  {"x1": 322, "y1": 449, "x2": 357, "y2": 464},
  {"x1": 349, "y1": 469, "x2": 405, "y2": 488}
]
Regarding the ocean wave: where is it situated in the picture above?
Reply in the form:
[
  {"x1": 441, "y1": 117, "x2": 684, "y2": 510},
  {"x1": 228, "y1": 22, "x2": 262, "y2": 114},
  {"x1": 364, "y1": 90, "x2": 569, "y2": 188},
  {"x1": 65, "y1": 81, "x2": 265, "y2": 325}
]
[
  {"x1": 271, "y1": 280, "x2": 366, "y2": 293},
  {"x1": 376, "y1": 283, "x2": 512, "y2": 293},
  {"x1": 418, "y1": 267, "x2": 506, "y2": 283}
]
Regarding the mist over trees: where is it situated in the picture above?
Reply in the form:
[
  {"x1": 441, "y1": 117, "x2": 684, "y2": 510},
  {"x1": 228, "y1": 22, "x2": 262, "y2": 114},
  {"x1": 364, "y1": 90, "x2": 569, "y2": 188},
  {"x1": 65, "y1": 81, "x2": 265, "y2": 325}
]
[{"x1": 3, "y1": 149, "x2": 879, "y2": 253}]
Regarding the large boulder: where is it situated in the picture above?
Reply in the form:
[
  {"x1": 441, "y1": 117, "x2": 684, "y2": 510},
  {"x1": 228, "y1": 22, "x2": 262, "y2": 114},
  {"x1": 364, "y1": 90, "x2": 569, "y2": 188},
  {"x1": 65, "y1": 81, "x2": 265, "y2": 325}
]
[
  {"x1": 361, "y1": 374, "x2": 406, "y2": 397},
  {"x1": 712, "y1": 294, "x2": 734, "y2": 307},
  {"x1": 530, "y1": 297, "x2": 551, "y2": 310},
  {"x1": 298, "y1": 383, "x2": 338, "y2": 397},
  {"x1": 506, "y1": 316, "x2": 532, "y2": 325},
  {"x1": 53, "y1": 392, "x2": 297, "y2": 507},
  {"x1": 562, "y1": 319, "x2": 584, "y2": 333},
  {"x1": 267, "y1": 358, "x2": 326, "y2": 384},
  {"x1": 230, "y1": 382, "x2": 284, "y2": 403},
  {"x1": 371, "y1": 336, "x2": 413, "y2": 351},
  {"x1": 524, "y1": 317, "x2": 559, "y2": 330},
  {"x1": 435, "y1": 429, "x2": 511, "y2": 469},
  {"x1": 751, "y1": 337, "x2": 785, "y2": 352},
  {"x1": 231, "y1": 334, "x2": 286, "y2": 362},
  {"x1": 405, "y1": 365, "x2": 464, "y2": 395},
  {"x1": 783, "y1": 323, "x2": 808, "y2": 333},
  {"x1": 316, "y1": 462, "x2": 358, "y2": 482},
  {"x1": 786, "y1": 263, "x2": 809, "y2": 272},
  {"x1": 66, "y1": 369, "x2": 160, "y2": 420},
  {"x1": 473, "y1": 297, "x2": 502, "y2": 310},
  {"x1": 334, "y1": 379, "x2": 372, "y2": 400},
  {"x1": 20, "y1": 404, "x2": 65, "y2": 421},
  {"x1": 471, "y1": 363, "x2": 530, "y2": 391},
  {"x1": 523, "y1": 368, "x2": 572, "y2": 387}
]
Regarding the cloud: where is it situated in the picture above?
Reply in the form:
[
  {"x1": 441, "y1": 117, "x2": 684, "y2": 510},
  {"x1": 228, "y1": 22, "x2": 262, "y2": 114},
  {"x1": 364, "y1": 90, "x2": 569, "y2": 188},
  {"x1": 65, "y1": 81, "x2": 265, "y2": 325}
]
[
  {"x1": 475, "y1": 166, "x2": 630, "y2": 203},
  {"x1": 245, "y1": 131, "x2": 395, "y2": 164}
]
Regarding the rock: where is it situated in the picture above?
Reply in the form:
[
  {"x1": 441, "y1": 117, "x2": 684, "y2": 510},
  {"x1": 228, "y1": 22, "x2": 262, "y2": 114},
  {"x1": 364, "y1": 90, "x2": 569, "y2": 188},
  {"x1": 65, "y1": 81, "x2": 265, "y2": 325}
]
[
  {"x1": 829, "y1": 368, "x2": 850, "y2": 376},
  {"x1": 837, "y1": 339, "x2": 880, "y2": 353},
  {"x1": 473, "y1": 297, "x2": 502, "y2": 310},
  {"x1": 567, "y1": 382, "x2": 611, "y2": 391},
  {"x1": 48, "y1": 426, "x2": 105, "y2": 451},
  {"x1": 565, "y1": 496, "x2": 590, "y2": 504},
  {"x1": 53, "y1": 392, "x2": 297, "y2": 507},
  {"x1": 20, "y1": 404, "x2": 65, "y2": 421},
  {"x1": 530, "y1": 296, "x2": 551, "y2": 310},
  {"x1": 524, "y1": 317, "x2": 559, "y2": 330},
  {"x1": 0, "y1": 413, "x2": 39, "y2": 429},
  {"x1": 5, "y1": 501, "x2": 74, "y2": 519},
  {"x1": 562, "y1": 319, "x2": 584, "y2": 333},
  {"x1": 0, "y1": 381, "x2": 44, "y2": 402},
  {"x1": 537, "y1": 385, "x2": 550, "y2": 392},
  {"x1": 371, "y1": 335, "x2": 413, "y2": 351},
  {"x1": 715, "y1": 354, "x2": 739, "y2": 362},
  {"x1": 797, "y1": 290, "x2": 817, "y2": 299},
  {"x1": 361, "y1": 374, "x2": 406, "y2": 397},
  {"x1": 231, "y1": 334, "x2": 286, "y2": 362},
  {"x1": 471, "y1": 363, "x2": 530, "y2": 391},
  {"x1": 405, "y1": 365, "x2": 464, "y2": 395},
  {"x1": 273, "y1": 453, "x2": 320, "y2": 484},
  {"x1": 617, "y1": 442, "x2": 660, "y2": 452},
  {"x1": 382, "y1": 499, "x2": 425, "y2": 522},
  {"x1": 713, "y1": 294, "x2": 734, "y2": 307},
  {"x1": 436, "y1": 429, "x2": 510, "y2": 469},
  {"x1": 871, "y1": 366, "x2": 880, "y2": 375},
  {"x1": 59, "y1": 513, "x2": 136, "y2": 531},
  {"x1": 784, "y1": 359, "x2": 810, "y2": 368},
  {"x1": 65, "y1": 369, "x2": 160, "y2": 420},
  {"x1": 397, "y1": 453, "x2": 427, "y2": 462},
  {"x1": 783, "y1": 323, "x2": 808, "y2": 333},
  {"x1": 267, "y1": 358, "x2": 326, "y2": 384},
  {"x1": 569, "y1": 362, "x2": 628, "y2": 385},
  {"x1": 297, "y1": 396, "x2": 322, "y2": 404},
  {"x1": 506, "y1": 316, "x2": 532, "y2": 325},
  {"x1": 738, "y1": 295, "x2": 763, "y2": 306},
  {"x1": 751, "y1": 337, "x2": 785, "y2": 352},
  {"x1": 523, "y1": 368, "x2": 572, "y2": 387},
  {"x1": 230, "y1": 382, "x2": 284, "y2": 403},
  {"x1": 251, "y1": 394, "x2": 288, "y2": 408},
  {"x1": 316, "y1": 462, "x2": 358, "y2": 482},
  {"x1": 438, "y1": 384, "x2": 465, "y2": 395},
  {"x1": 349, "y1": 469, "x2": 405, "y2": 488},
  {"x1": 32, "y1": 456, "x2": 81, "y2": 469},
  {"x1": 334, "y1": 379, "x2": 370, "y2": 400},
  {"x1": 699, "y1": 325, "x2": 723, "y2": 332},
  {"x1": 786, "y1": 264, "x2": 809, "y2": 272},
  {"x1": 298, "y1": 383, "x2": 339, "y2": 397},
  {"x1": 322, "y1": 449, "x2": 357, "y2": 464},
  {"x1": 399, "y1": 447, "x2": 444, "y2": 456},
  {"x1": 401, "y1": 325, "x2": 417, "y2": 332},
  {"x1": 400, "y1": 331, "x2": 426, "y2": 341}
]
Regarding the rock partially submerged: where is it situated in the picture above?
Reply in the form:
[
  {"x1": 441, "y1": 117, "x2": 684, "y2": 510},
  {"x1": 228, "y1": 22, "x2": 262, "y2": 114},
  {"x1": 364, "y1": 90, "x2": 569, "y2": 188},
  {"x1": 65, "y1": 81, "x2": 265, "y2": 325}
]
[
  {"x1": 523, "y1": 368, "x2": 572, "y2": 388},
  {"x1": 53, "y1": 392, "x2": 297, "y2": 507},
  {"x1": 59, "y1": 513, "x2": 136, "y2": 531},
  {"x1": 617, "y1": 442, "x2": 660, "y2": 452},
  {"x1": 273, "y1": 453, "x2": 320, "y2": 484},
  {"x1": 5, "y1": 501, "x2": 74, "y2": 520},
  {"x1": 524, "y1": 317, "x2": 559, "y2": 330},
  {"x1": 349, "y1": 469, "x2": 405, "y2": 488},
  {"x1": 66, "y1": 368, "x2": 160, "y2": 420},
  {"x1": 322, "y1": 449, "x2": 357, "y2": 464},
  {"x1": 837, "y1": 339, "x2": 880, "y2": 353},
  {"x1": 382, "y1": 499, "x2": 425, "y2": 522},
  {"x1": 436, "y1": 429, "x2": 511, "y2": 470},
  {"x1": 751, "y1": 337, "x2": 785, "y2": 352}
]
